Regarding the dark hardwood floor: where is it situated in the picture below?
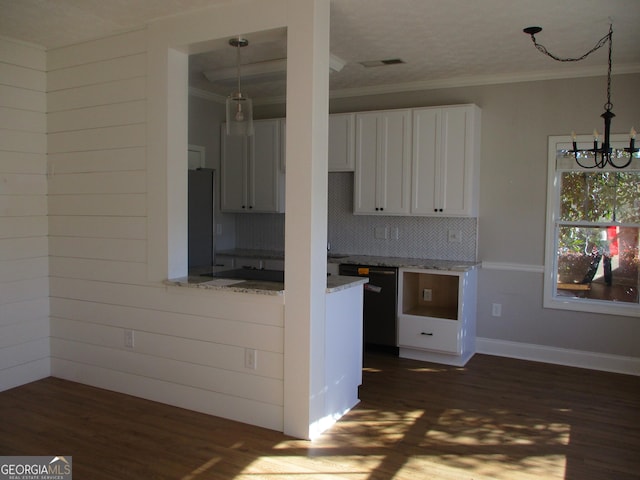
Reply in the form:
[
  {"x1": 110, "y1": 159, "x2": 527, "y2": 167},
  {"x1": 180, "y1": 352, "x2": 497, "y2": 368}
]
[{"x1": 1, "y1": 352, "x2": 639, "y2": 479}]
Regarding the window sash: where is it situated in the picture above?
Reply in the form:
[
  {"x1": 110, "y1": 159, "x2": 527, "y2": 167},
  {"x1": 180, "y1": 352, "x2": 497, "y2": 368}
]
[{"x1": 544, "y1": 135, "x2": 640, "y2": 317}]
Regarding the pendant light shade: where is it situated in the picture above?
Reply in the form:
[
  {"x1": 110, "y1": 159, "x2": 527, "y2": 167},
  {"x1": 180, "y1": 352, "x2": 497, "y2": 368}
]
[{"x1": 226, "y1": 37, "x2": 254, "y2": 136}]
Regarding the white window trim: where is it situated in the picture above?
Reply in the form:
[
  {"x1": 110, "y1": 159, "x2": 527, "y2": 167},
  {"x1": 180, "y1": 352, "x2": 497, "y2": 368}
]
[{"x1": 544, "y1": 134, "x2": 640, "y2": 318}]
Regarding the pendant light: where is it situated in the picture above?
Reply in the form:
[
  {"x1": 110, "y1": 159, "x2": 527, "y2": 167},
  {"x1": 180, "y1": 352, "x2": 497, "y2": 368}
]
[
  {"x1": 523, "y1": 24, "x2": 637, "y2": 168},
  {"x1": 226, "y1": 37, "x2": 254, "y2": 136}
]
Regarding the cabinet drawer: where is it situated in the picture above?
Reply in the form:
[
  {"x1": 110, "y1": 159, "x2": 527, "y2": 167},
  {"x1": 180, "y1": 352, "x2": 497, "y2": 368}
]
[{"x1": 398, "y1": 316, "x2": 460, "y2": 354}]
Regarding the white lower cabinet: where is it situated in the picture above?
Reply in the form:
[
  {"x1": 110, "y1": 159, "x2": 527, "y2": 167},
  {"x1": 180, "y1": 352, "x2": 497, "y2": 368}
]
[
  {"x1": 397, "y1": 267, "x2": 477, "y2": 366},
  {"x1": 398, "y1": 316, "x2": 460, "y2": 354}
]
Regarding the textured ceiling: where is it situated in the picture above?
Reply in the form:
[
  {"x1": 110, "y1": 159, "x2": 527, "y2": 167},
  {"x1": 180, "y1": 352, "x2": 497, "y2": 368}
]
[{"x1": 1, "y1": 0, "x2": 639, "y2": 100}]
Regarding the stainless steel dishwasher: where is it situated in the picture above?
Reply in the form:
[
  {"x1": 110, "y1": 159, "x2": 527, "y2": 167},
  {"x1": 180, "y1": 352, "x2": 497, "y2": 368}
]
[{"x1": 339, "y1": 264, "x2": 398, "y2": 353}]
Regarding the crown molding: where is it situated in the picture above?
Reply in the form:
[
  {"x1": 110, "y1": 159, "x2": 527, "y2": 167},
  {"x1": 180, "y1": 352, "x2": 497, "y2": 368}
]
[
  {"x1": 0, "y1": 34, "x2": 46, "y2": 50},
  {"x1": 191, "y1": 63, "x2": 640, "y2": 106},
  {"x1": 327, "y1": 63, "x2": 640, "y2": 100},
  {"x1": 188, "y1": 87, "x2": 226, "y2": 103}
]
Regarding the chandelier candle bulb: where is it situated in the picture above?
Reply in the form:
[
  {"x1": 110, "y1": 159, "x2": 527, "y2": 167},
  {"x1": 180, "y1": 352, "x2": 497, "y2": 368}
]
[
  {"x1": 571, "y1": 131, "x2": 577, "y2": 151},
  {"x1": 626, "y1": 127, "x2": 638, "y2": 155}
]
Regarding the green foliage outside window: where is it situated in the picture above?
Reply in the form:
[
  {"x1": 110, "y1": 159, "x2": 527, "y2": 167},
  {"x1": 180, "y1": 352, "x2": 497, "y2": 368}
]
[{"x1": 556, "y1": 169, "x2": 639, "y2": 300}]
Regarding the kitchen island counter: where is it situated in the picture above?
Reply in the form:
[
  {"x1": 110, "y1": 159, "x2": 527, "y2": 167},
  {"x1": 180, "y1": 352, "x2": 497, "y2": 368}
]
[{"x1": 166, "y1": 273, "x2": 367, "y2": 296}]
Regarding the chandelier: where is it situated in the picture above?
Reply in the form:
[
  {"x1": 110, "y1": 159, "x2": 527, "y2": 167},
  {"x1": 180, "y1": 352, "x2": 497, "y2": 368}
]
[
  {"x1": 226, "y1": 37, "x2": 254, "y2": 136},
  {"x1": 523, "y1": 24, "x2": 637, "y2": 168}
]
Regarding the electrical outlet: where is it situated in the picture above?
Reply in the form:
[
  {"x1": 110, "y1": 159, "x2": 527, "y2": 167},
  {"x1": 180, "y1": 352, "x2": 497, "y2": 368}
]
[
  {"x1": 244, "y1": 348, "x2": 257, "y2": 370},
  {"x1": 124, "y1": 329, "x2": 135, "y2": 348},
  {"x1": 448, "y1": 229, "x2": 462, "y2": 243},
  {"x1": 423, "y1": 289, "x2": 432, "y2": 302},
  {"x1": 374, "y1": 226, "x2": 388, "y2": 240},
  {"x1": 492, "y1": 303, "x2": 502, "y2": 317}
]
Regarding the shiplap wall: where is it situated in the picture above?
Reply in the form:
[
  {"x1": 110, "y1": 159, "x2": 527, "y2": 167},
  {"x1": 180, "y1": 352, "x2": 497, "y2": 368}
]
[
  {"x1": 0, "y1": 37, "x2": 50, "y2": 390},
  {"x1": 47, "y1": 29, "x2": 285, "y2": 431}
]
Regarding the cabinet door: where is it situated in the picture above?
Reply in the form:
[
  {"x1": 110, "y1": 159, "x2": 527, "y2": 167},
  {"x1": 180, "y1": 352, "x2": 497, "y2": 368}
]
[
  {"x1": 328, "y1": 113, "x2": 355, "y2": 172},
  {"x1": 440, "y1": 106, "x2": 474, "y2": 216},
  {"x1": 381, "y1": 110, "x2": 411, "y2": 214},
  {"x1": 411, "y1": 108, "x2": 440, "y2": 214},
  {"x1": 354, "y1": 110, "x2": 410, "y2": 214},
  {"x1": 250, "y1": 120, "x2": 282, "y2": 212},
  {"x1": 354, "y1": 112, "x2": 379, "y2": 213},
  {"x1": 412, "y1": 105, "x2": 478, "y2": 216},
  {"x1": 220, "y1": 127, "x2": 248, "y2": 212}
]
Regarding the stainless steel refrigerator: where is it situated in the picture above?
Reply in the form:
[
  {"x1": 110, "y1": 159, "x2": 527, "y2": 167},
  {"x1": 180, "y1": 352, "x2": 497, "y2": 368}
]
[{"x1": 188, "y1": 168, "x2": 215, "y2": 269}]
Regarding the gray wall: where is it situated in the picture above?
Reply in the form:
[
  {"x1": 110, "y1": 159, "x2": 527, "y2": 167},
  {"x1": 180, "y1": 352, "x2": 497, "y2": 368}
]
[{"x1": 255, "y1": 73, "x2": 640, "y2": 360}]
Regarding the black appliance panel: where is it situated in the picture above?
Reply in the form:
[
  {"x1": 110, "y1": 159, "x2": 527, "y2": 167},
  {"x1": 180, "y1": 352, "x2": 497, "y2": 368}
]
[{"x1": 339, "y1": 264, "x2": 398, "y2": 349}]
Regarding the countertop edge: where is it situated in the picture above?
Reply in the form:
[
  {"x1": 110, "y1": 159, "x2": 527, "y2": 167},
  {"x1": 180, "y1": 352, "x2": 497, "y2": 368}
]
[
  {"x1": 165, "y1": 275, "x2": 368, "y2": 295},
  {"x1": 165, "y1": 277, "x2": 284, "y2": 296},
  {"x1": 326, "y1": 276, "x2": 368, "y2": 293}
]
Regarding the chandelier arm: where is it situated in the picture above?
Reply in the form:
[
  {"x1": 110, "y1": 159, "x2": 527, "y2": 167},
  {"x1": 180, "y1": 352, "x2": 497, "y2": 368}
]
[
  {"x1": 574, "y1": 156, "x2": 598, "y2": 169},
  {"x1": 608, "y1": 155, "x2": 633, "y2": 169}
]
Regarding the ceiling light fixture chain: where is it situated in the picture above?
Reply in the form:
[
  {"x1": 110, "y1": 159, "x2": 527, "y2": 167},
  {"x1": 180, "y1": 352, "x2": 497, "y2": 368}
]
[
  {"x1": 226, "y1": 36, "x2": 254, "y2": 136},
  {"x1": 523, "y1": 24, "x2": 637, "y2": 169},
  {"x1": 525, "y1": 25, "x2": 611, "y2": 64}
]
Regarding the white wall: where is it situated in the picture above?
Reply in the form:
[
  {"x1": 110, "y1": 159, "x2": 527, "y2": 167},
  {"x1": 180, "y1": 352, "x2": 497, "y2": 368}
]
[
  {"x1": 0, "y1": 37, "x2": 50, "y2": 390},
  {"x1": 45, "y1": 25, "x2": 287, "y2": 431}
]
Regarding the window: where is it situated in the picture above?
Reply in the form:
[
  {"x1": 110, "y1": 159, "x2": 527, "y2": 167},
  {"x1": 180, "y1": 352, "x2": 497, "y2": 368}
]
[{"x1": 544, "y1": 135, "x2": 640, "y2": 317}]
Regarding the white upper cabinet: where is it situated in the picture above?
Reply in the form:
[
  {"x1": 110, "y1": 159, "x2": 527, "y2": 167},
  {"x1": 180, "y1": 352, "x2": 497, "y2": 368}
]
[
  {"x1": 411, "y1": 105, "x2": 480, "y2": 216},
  {"x1": 328, "y1": 113, "x2": 355, "y2": 172},
  {"x1": 221, "y1": 119, "x2": 284, "y2": 213},
  {"x1": 354, "y1": 109, "x2": 411, "y2": 215}
]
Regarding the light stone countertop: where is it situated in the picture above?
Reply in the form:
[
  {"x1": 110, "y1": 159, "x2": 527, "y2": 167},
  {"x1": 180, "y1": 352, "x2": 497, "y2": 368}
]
[
  {"x1": 217, "y1": 249, "x2": 480, "y2": 272},
  {"x1": 166, "y1": 273, "x2": 367, "y2": 296},
  {"x1": 329, "y1": 255, "x2": 480, "y2": 272},
  {"x1": 172, "y1": 251, "x2": 479, "y2": 295}
]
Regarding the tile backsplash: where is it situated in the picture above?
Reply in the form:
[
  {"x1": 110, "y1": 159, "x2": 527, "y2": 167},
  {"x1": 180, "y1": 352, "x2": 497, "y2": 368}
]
[{"x1": 235, "y1": 172, "x2": 477, "y2": 261}]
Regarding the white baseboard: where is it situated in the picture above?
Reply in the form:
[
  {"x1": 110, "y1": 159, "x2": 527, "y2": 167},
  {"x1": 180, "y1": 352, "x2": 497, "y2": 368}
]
[{"x1": 476, "y1": 337, "x2": 640, "y2": 376}]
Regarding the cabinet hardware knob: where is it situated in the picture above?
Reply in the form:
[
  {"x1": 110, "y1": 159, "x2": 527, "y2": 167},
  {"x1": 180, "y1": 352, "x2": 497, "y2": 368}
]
[
  {"x1": 420, "y1": 332, "x2": 434, "y2": 336},
  {"x1": 242, "y1": 205, "x2": 246, "y2": 209}
]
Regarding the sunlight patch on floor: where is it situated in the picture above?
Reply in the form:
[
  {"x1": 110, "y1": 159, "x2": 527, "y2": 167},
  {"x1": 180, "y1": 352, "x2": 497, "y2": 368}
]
[
  {"x1": 180, "y1": 456, "x2": 222, "y2": 480},
  {"x1": 230, "y1": 404, "x2": 571, "y2": 480},
  {"x1": 236, "y1": 452, "x2": 384, "y2": 479}
]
